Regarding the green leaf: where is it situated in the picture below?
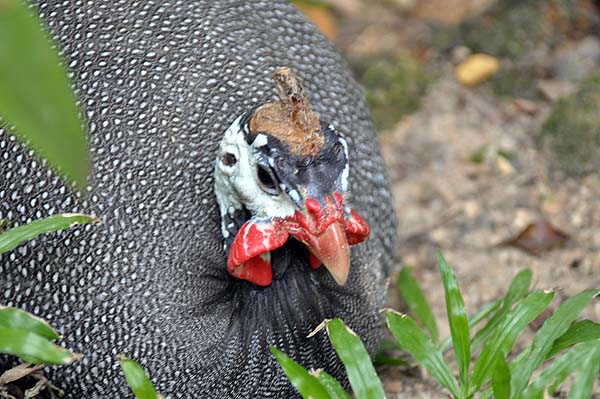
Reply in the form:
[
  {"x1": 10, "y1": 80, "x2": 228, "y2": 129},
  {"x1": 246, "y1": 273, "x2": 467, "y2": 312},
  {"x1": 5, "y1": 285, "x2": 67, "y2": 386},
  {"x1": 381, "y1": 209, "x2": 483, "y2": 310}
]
[
  {"x1": 522, "y1": 341, "x2": 598, "y2": 399},
  {"x1": 0, "y1": 307, "x2": 60, "y2": 340},
  {"x1": 314, "y1": 370, "x2": 351, "y2": 399},
  {"x1": 119, "y1": 356, "x2": 159, "y2": 399},
  {"x1": 270, "y1": 347, "x2": 331, "y2": 399},
  {"x1": 471, "y1": 269, "x2": 532, "y2": 351},
  {"x1": 325, "y1": 318, "x2": 385, "y2": 399},
  {"x1": 547, "y1": 319, "x2": 600, "y2": 358},
  {"x1": 0, "y1": 326, "x2": 78, "y2": 364},
  {"x1": 492, "y1": 354, "x2": 511, "y2": 399},
  {"x1": 386, "y1": 310, "x2": 460, "y2": 397},
  {"x1": 440, "y1": 300, "x2": 501, "y2": 352},
  {"x1": 373, "y1": 353, "x2": 410, "y2": 367},
  {"x1": 374, "y1": 339, "x2": 409, "y2": 366},
  {"x1": 469, "y1": 289, "x2": 554, "y2": 394},
  {"x1": 438, "y1": 252, "x2": 470, "y2": 391},
  {"x1": 0, "y1": 213, "x2": 98, "y2": 255},
  {"x1": 503, "y1": 269, "x2": 533, "y2": 306},
  {"x1": 0, "y1": 0, "x2": 88, "y2": 189},
  {"x1": 567, "y1": 342, "x2": 600, "y2": 399},
  {"x1": 377, "y1": 338, "x2": 402, "y2": 352},
  {"x1": 509, "y1": 289, "x2": 600, "y2": 397},
  {"x1": 397, "y1": 266, "x2": 439, "y2": 342}
]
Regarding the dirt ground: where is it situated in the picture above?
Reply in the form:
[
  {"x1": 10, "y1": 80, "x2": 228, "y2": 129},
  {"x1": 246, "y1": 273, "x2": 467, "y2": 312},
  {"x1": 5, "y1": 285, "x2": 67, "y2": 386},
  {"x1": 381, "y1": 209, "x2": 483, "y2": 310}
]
[
  {"x1": 297, "y1": 0, "x2": 600, "y2": 397},
  {"x1": 379, "y1": 73, "x2": 600, "y2": 399}
]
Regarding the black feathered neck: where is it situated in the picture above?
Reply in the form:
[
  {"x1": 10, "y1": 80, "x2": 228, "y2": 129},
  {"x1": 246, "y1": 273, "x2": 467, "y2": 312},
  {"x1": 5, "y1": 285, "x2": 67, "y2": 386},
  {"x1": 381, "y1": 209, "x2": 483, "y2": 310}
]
[{"x1": 214, "y1": 240, "x2": 344, "y2": 348}]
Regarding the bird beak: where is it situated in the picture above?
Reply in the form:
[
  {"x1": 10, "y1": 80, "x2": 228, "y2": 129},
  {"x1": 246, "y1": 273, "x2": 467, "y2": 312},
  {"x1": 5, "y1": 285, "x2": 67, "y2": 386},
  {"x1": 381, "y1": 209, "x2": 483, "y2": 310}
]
[
  {"x1": 285, "y1": 192, "x2": 369, "y2": 286},
  {"x1": 295, "y1": 220, "x2": 350, "y2": 285},
  {"x1": 226, "y1": 192, "x2": 369, "y2": 287}
]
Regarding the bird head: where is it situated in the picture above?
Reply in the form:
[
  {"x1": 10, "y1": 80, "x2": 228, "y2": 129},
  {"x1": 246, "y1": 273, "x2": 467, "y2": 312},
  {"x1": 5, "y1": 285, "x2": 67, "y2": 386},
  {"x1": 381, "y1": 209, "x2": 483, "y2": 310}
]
[{"x1": 214, "y1": 67, "x2": 369, "y2": 287}]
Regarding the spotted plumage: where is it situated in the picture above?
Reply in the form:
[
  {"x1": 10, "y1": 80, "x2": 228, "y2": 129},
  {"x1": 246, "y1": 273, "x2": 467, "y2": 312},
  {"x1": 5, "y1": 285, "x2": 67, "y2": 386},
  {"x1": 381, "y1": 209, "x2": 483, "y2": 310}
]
[{"x1": 0, "y1": 1, "x2": 397, "y2": 397}]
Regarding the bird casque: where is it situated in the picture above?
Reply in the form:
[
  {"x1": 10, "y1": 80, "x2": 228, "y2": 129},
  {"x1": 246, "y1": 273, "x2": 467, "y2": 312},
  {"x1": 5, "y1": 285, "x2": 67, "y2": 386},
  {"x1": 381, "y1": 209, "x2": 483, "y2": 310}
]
[{"x1": 0, "y1": 1, "x2": 397, "y2": 398}]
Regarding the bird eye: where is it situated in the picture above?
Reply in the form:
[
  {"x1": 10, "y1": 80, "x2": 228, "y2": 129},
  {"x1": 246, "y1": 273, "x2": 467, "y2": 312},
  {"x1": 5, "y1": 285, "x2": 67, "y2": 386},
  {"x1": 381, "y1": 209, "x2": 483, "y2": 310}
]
[
  {"x1": 222, "y1": 153, "x2": 237, "y2": 166},
  {"x1": 257, "y1": 165, "x2": 279, "y2": 195}
]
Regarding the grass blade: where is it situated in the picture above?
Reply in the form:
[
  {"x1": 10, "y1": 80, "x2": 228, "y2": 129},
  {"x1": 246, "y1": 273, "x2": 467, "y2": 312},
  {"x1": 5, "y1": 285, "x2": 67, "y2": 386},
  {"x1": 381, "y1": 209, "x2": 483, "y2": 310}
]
[
  {"x1": 469, "y1": 289, "x2": 554, "y2": 394},
  {"x1": 374, "y1": 339, "x2": 409, "y2": 367},
  {"x1": 397, "y1": 266, "x2": 439, "y2": 342},
  {"x1": 270, "y1": 347, "x2": 331, "y2": 399},
  {"x1": 567, "y1": 342, "x2": 600, "y2": 399},
  {"x1": 0, "y1": 0, "x2": 88, "y2": 189},
  {"x1": 438, "y1": 252, "x2": 470, "y2": 391},
  {"x1": 492, "y1": 354, "x2": 511, "y2": 399},
  {"x1": 325, "y1": 318, "x2": 384, "y2": 399},
  {"x1": 0, "y1": 214, "x2": 98, "y2": 255},
  {"x1": 440, "y1": 300, "x2": 501, "y2": 352},
  {"x1": 119, "y1": 356, "x2": 159, "y2": 399},
  {"x1": 386, "y1": 310, "x2": 460, "y2": 397},
  {"x1": 509, "y1": 289, "x2": 599, "y2": 396},
  {"x1": 503, "y1": 269, "x2": 533, "y2": 305},
  {"x1": 547, "y1": 319, "x2": 600, "y2": 358},
  {"x1": 377, "y1": 338, "x2": 402, "y2": 352},
  {"x1": 471, "y1": 269, "x2": 532, "y2": 351},
  {"x1": 0, "y1": 326, "x2": 79, "y2": 364},
  {"x1": 0, "y1": 307, "x2": 60, "y2": 340},
  {"x1": 522, "y1": 341, "x2": 598, "y2": 398},
  {"x1": 313, "y1": 370, "x2": 351, "y2": 399},
  {"x1": 373, "y1": 353, "x2": 410, "y2": 367}
]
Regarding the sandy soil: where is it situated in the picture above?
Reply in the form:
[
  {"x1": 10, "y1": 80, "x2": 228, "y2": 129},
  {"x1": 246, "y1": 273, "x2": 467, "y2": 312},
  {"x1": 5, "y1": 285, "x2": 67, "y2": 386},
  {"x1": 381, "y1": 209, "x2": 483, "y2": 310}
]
[{"x1": 379, "y1": 74, "x2": 600, "y2": 398}]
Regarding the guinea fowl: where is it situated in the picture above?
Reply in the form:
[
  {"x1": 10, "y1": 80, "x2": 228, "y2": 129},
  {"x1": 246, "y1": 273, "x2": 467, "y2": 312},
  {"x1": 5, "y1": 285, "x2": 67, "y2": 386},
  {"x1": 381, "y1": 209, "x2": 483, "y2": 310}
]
[{"x1": 0, "y1": 1, "x2": 397, "y2": 398}]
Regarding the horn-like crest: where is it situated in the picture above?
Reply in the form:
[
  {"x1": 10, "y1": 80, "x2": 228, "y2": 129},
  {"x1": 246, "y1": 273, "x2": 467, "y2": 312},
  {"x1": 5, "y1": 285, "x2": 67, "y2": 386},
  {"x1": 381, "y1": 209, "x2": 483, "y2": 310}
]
[{"x1": 249, "y1": 67, "x2": 324, "y2": 157}]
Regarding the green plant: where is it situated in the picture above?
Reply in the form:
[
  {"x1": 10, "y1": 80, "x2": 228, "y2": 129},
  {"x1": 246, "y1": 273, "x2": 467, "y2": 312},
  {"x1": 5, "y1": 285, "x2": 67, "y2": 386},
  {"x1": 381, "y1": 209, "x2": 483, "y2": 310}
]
[
  {"x1": 0, "y1": 307, "x2": 79, "y2": 366},
  {"x1": 0, "y1": 2, "x2": 153, "y2": 397},
  {"x1": 0, "y1": 212, "x2": 164, "y2": 397},
  {"x1": 0, "y1": 215, "x2": 98, "y2": 394},
  {"x1": 272, "y1": 318, "x2": 385, "y2": 399},
  {"x1": 0, "y1": 213, "x2": 165, "y2": 398},
  {"x1": 119, "y1": 356, "x2": 165, "y2": 399},
  {"x1": 0, "y1": 0, "x2": 88, "y2": 189},
  {"x1": 0, "y1": 214, "x2": 98, "y2": 254},
  {"x1": 392, "y1": 253, "x2": 600, "y2": 399},
  {"x1": 0, "y1": 213, "x2": 97, "y2": 367},
  {"x1": 0, "y1": 1, "x2": 98, "y2": 370},
  {"x1": 273, "y1": 253, "x2": 600, "y2": 399}
]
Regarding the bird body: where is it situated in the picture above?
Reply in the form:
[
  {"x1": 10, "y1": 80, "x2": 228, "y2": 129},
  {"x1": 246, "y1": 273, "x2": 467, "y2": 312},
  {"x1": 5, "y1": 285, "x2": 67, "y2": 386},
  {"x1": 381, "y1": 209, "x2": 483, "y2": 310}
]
[{"x1": 0, "y1": 1, "x2": 397, "y2": 397}]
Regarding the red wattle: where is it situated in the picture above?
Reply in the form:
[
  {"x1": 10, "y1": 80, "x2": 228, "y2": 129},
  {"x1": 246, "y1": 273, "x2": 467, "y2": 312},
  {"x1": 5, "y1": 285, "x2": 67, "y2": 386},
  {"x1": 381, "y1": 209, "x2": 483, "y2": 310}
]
[
  {"x1": 227, "y1": 219, "x2": 289, "y2": 286},
  {"x1": 229, "y1": 254, "x2": 273, "y2": 287},
  {"x1": 308, "y1": 252, "x2": 321, "y2": 269},
  {"x1": 226, "y1": 192, "x2": 370, "y2": 286},
  {"x1": 344, "y1": 209, "x2": 370, "y2": 245}
]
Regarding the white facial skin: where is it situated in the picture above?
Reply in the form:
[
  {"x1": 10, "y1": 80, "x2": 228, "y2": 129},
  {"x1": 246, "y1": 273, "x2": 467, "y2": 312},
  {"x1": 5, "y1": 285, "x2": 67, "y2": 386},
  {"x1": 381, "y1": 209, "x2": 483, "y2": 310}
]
[{"x1": 214, "y1": 115, "x2": 297, "y2": 239}]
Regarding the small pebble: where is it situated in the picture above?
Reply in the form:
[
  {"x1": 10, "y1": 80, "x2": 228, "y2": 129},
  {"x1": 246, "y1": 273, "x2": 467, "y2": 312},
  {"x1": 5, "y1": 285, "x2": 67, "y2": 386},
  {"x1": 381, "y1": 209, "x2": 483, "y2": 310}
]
[{"x1": 455, "y1": 53, "x2": 500, "y2": 86}]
